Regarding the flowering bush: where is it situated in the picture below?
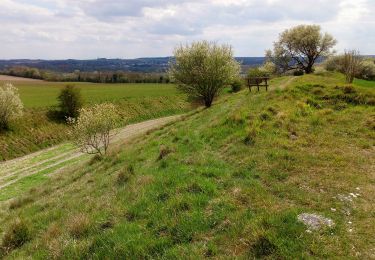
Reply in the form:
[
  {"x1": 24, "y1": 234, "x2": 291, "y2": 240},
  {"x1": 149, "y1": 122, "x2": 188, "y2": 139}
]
[
  {"x1": 0, "y1": 83, "x2": 23, "y2": 130},
  {"x1": 69, "y1": 103, "x2": 120, "y2": 156}
]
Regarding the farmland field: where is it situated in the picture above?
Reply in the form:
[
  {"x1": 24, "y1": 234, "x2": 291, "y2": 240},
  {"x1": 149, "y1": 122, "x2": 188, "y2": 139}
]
[
  {"x1": 0, "y1": 77, "x2": 180, "y2": 108},
  {"x1": 0, "y1": 77, "x2": 190, "y2": 160}
]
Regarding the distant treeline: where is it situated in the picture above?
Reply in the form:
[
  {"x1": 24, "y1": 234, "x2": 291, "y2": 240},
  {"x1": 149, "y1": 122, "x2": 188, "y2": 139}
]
[{"x1": 0, "y1": 66, "x2": 171, "y2": 83}]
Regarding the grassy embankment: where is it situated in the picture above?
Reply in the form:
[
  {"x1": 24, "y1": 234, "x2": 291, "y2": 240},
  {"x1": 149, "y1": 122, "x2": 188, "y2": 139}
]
[
  {"x1": 0, "y1": 81, "x2": 190, "y2": 160},
  {"x1": 1, "y1": 72, "x2": 374, "y2": 258}
]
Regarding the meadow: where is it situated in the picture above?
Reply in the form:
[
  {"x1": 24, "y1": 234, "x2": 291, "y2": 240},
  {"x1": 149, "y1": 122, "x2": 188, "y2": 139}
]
[
  {"x1": 0, "y1": 78, "x2": 190, "y2": 160},
  {"x1": 1, "y1": 72, "x2": 374, "y2": 258},
  {"x1": 12, "y1": 81, "x2": 180, "y2": 108}
]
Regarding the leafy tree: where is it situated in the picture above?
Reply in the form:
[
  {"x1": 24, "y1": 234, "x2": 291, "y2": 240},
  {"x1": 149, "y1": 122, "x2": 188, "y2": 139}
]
[
  {"x1": 267, "y1": 25, "x2": 337, "y2": 74},
  {"x1": 170, "y1": 41, "x2": 240, "y2": 107},
  {"x1": 58, "y1": 85, "x2": 83, "y2": 119},
  {"x1": 0, "y1": 83, "x2": 23, "y2": 130},
  {"x1": 69, "y1": 103, "x2": 120, "y2": 156}
]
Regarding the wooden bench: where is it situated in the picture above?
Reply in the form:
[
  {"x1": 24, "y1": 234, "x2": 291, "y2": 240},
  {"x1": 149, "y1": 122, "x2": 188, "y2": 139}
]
[{"x1": 247, "y1": 77, "x2": 270, "y2": 92}]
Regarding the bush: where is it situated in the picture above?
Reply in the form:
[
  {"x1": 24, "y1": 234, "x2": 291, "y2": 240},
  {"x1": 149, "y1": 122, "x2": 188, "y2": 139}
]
[
  {"x1": 230, "y1": 79, "x2": 243, "y2": 93},
  {"x1": 58, "y1": 85, "x2": 83, "y2": 119},
  {"x1": 69, "y1": 103, "x2": 120, "y2": 156},
  {"x1": 0, "y1": 83, "x2": 23, "y2": 130},
  {"x1": 1, "y1": 218, "x2": 30, "y2": 254},
  {"x1": 259, "y1": 61, "x2": 277, "y2": 76},
  {"x1": 359, "y1": 59, "x2": 375, "y2": 80},
  {"x1": 324, "y1": 55, "x2": 375, "y2": 81},
  {"x1": 248, "y1": 67, "x2": 269, "y2": 78},
  {"x1": 293, "y1": 70, "x2": 304, "y2": 76},
  {"x1": 324, "y1": 56, "x2": 341, "y2": 72}
]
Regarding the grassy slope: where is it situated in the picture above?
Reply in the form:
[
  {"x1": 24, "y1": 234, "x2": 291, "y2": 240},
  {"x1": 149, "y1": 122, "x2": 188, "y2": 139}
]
[
  {"x1": 0, "y1": 81, "x2": 189, "y2": 160},
  {"x1": 1, "y1": 73, "x2": 374, "y2": 258}
]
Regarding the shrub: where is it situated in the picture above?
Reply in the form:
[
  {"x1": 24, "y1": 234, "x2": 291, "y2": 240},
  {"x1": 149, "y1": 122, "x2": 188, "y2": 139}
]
[
  {"x1": 248, "y1": 67, "x2": 269, "y2": 78},
  {"x1": 359, "y1": 59, "x2": 375, "y2": 80},
  {"x1": 58, "y1": 85, "x2": 83, "y2": 119},
  {"x1": 324, "y1": 56, "x2": 342, "y2": 72},
  {"x1": 342, "y1": 50, "x2": 362, "y2": 83},
  {"x1": 0, "y1": 83, "x2": 23, "y2": 130},
  {"x1": 1, "y1": 218, "x2": 30, "y2": 253},
  {"x1": 69, "y1": 103, "x2": 120, "y2": 156},
  {"x1": 293, "y1": 70, "x2": 304, "y2": 76},
  {"x1": 259, "y1": 61, "x2": 277, "y2": 76},
  {"x1": 170, "y1": 41, "x2": 240, "y2": 107},
  {"x1": 230, "y1": 78, "x2": 243, "y2": 93}
]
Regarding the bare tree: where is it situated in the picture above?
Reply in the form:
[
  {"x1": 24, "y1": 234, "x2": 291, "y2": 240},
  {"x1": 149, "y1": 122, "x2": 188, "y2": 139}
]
[{"x1": 342, "y1": 50, "x2": 363, "y2": 83}]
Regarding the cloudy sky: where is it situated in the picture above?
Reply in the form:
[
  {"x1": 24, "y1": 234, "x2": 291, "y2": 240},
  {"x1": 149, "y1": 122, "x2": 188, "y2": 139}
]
[{"x1": 0, "y1": 0, "x2": 374, "y2": 59}]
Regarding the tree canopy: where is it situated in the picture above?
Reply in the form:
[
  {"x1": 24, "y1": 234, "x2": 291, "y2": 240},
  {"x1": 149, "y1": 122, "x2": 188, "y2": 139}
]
[
  {"x1": 170, "y1": 41, "x2": 240, "y2": 107},
  {"x1": 267, "y1": 25, "x2": 337, "y2": 74}
]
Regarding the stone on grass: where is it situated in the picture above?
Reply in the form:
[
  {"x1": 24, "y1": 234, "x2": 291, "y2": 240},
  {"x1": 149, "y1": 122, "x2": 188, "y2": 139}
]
[{"x1": 297, "y1": 213, "x2": 334, "y2": 231}]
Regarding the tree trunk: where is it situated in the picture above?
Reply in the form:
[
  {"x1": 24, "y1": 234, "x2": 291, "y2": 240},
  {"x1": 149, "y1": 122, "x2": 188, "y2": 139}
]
[
  {"x1": 204, "y1": 99, "x2": 212, "y2": 108},
  {"x1": 305, "y1": 64, "x2": 313, "y2": 74}
]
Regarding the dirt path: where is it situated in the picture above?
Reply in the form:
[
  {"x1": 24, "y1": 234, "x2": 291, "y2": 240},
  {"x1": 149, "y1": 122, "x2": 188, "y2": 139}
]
[
  {"x1": 278, "y1": 76, "x2": 296, "y2": 89},
  {"x1": 0, "y1": 115, "x2": 181, "y2": 191}
]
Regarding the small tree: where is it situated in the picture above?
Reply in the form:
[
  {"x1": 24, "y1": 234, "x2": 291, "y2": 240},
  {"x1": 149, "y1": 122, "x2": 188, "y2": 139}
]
[
  {"x1": 170, "y1": 41, "x2": 240, "y2": 107},
  {"x1": 267, "y1": 25, "x2": 337, "y2": 74},
  {"x1": 342, "y1": 50, "x2": 363, "y2": 83},
  {"x1": 58, "y1": 85, "x2": 83, "y2": 119},
  {"x1": 69, "y1": 103, "x2": 120, "y2": 156},
  {"x1": 0, "y1": 83, "x2": 23, "y2": 130},
  {"x1": 230, "y1": 78, "x2": 243, "y2": 93}
]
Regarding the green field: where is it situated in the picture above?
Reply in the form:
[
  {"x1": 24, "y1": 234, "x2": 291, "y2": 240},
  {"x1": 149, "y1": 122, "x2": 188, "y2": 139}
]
[
  {"x1": 0, "y1": 80, "x2": 190, "y2": 161},
  {"x1": 1, "y1": 81, "x2": 180, "y2": 108},
  {"x1": 1, "y1": 73, "x2": 374, "y2": 258}
]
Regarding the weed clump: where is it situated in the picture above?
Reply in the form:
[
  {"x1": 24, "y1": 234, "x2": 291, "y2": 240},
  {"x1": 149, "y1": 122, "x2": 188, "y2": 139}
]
[
  {"x1": 342, "y1": 85, "x2": 356, "y2": 94},
  {"x1": 157, "y1": 145, "x2": 173, "y2": 161},
  {"x1": 67, "y1": 214, "x2": 90, "y2": 238},
  {"x1": 259, "y1": 112, "x2": 271, "y2": 121},
  {"x1": 1, "y1": 218, "x2": 30, "y2": 254},
  {"x1": 244, "y1": 127, "x2": 257, "y2": 146},
  {"x1": 117, "y1": 165, "x2": 135, "y2": 185},
  {"x1": 250, "y1": 236, "x2": 277, "y2": 258}
]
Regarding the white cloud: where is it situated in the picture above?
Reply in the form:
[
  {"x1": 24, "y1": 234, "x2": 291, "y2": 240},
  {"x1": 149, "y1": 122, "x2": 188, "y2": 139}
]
[{"x1": 0, "y1": 0, "x2": 373, "y2": 59}]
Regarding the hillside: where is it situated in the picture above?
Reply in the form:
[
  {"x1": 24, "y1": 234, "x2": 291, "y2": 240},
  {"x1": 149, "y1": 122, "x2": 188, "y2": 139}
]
[{"x1": 0, "y1": 73, "x2": 374, "y2": 258}]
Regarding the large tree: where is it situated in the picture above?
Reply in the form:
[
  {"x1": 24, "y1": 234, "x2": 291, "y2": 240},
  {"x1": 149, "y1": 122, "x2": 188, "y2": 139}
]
[
  {"x1": 170, "y1": 41, "x2": 240, "y2": 107},
  {"x1": 267, "y1": 25, "x2": 337, "y2": 74}
]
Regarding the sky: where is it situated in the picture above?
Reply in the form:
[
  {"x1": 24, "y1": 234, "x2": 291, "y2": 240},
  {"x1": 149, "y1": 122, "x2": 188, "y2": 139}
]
[{"x1": 0, "y1": 0, "x2": 374, "y2": 59}]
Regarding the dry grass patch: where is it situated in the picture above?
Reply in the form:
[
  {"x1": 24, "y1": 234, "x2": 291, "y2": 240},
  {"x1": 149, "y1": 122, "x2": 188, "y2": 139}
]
[{"x1": 66, "y1": 213, "x2": 91, "y2": 238}]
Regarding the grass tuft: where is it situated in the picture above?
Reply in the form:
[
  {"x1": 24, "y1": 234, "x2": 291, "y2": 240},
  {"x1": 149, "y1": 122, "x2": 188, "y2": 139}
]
[
  {"x1": 1, "y1": 218, "x2": 30, "y2": 255},
  {"x1": 66, "y1": 214, "x2": 91, "y2": 238}
]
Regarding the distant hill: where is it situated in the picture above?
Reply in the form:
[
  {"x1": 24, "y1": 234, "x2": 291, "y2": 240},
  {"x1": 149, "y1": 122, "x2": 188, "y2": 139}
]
[{"x1": 0, "y1": 57, "x2": 266, "y2": 73}]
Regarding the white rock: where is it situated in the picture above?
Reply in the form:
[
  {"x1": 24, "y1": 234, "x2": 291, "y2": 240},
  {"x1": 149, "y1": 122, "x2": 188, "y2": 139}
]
[{"x1": 298, "y1": 213, "x2": 335, "y2": 231}]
